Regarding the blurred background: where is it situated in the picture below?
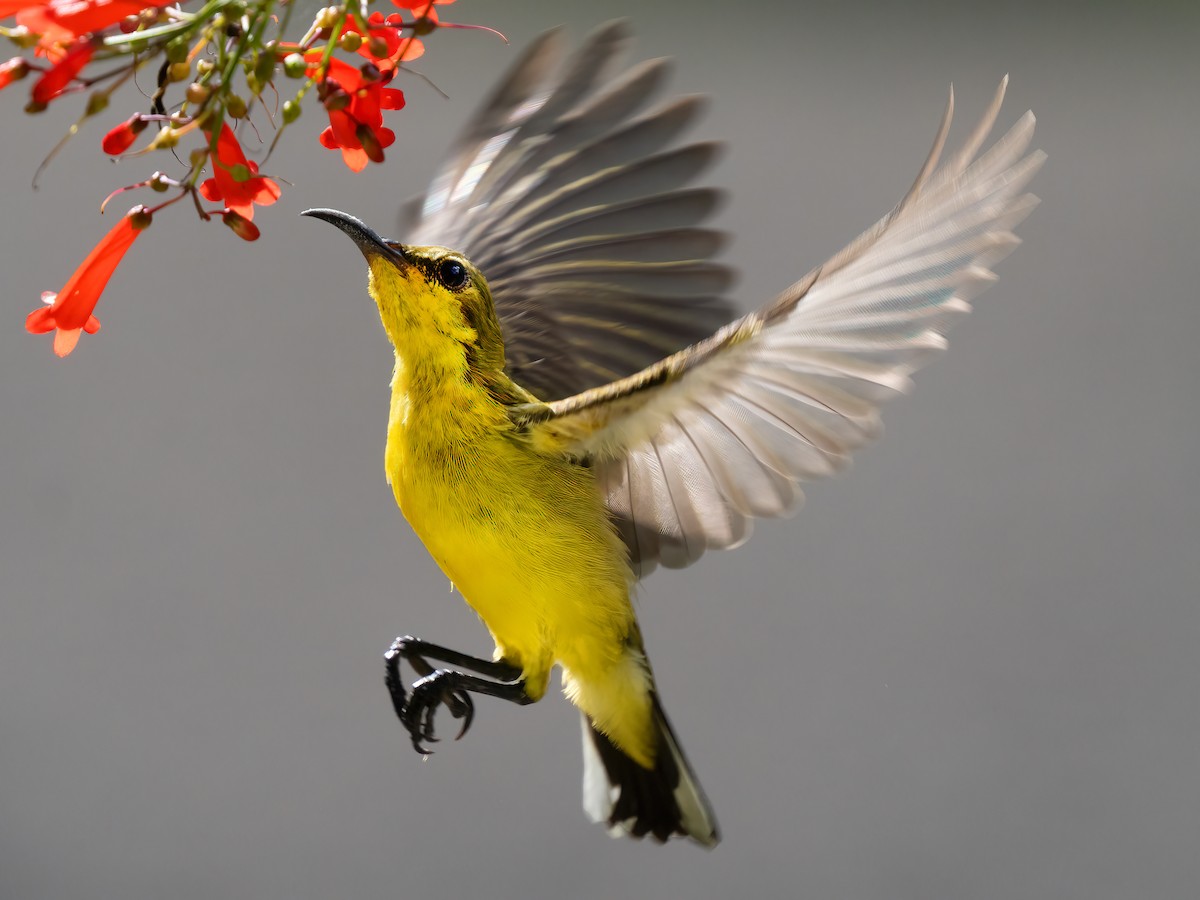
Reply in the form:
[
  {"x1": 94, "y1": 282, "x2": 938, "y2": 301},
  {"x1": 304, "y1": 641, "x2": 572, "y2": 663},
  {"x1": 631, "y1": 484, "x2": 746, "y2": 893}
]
[{"x1": 2, "y1": 1, "x2": 1197, "y2": 898}]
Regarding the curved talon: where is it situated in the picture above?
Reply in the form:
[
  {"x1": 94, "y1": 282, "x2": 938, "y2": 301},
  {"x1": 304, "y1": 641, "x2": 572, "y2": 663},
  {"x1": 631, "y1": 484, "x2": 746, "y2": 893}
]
[
  {"x1": 452, "y1": 692, "x2": 475, "y2": 740},
  {"x1": 401, "y1": 671, "x2": 471, "y2": 751}
]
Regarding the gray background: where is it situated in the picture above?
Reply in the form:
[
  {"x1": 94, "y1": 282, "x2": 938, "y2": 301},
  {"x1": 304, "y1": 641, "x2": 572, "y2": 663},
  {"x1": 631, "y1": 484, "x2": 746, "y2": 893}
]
[{"x1": 2, "y1": 1, "x2": 1197, "y2": 898}]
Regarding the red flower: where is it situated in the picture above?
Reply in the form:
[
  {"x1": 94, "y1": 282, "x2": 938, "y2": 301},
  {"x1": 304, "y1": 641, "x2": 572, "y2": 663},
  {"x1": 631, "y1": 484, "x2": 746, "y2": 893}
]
[
  {"x1": 198, "y1": 122, "x2": 281, "y2": 220},
  {"x1": 311, "y1": 57, "x2": 404, "y2": 172},
  {"x1": 15, "y1": 0, "x2": 175, "y2": 60},
  {"x1": 25, "y1": 206, "x2": 147, "y2": 357},
  {"x1": 28, "y1": 35, "x2": 93, "y2": 107},
  {"x1": 101, "y1": 112, "x2": 145, "y2": 154},
  {"x1": 345, "y1": 12, "x2": 425, "y2": 69}
]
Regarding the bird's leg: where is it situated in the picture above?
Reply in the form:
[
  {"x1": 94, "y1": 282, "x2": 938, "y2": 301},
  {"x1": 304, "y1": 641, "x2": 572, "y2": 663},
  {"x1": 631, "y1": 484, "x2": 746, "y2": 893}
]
[
  {"x1": 405, "y1": 671, "x2": 534, "y2": 754},
  {"x1": 384, "y1": 635, "x2": 527, "y2": 755}
]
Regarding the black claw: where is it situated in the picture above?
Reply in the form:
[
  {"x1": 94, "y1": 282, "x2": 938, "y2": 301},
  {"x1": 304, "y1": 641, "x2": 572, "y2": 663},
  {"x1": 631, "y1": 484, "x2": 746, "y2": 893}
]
[
  {"x1": 383, "y1": 635, "x2": 531, "y2": 756},
  {"x1": 454, "y1": 695, "x2": 475, "y2": 740}
]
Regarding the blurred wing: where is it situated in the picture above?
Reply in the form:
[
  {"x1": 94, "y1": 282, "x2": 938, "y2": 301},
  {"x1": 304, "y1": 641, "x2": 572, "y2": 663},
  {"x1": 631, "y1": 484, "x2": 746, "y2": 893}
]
[
  {"x1": 525, "y1": 79, "x2": 1045, "y2": 577},
  {"x1": 402, "y1": 21, "x2": 737, "y2": 401}
]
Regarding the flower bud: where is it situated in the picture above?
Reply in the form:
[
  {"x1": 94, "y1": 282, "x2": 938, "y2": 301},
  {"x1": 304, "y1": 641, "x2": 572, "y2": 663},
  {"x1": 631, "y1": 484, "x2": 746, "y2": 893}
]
[
  {"x1": 315, "y1": 6, "x2": 340, "y2": 29},
  {"x1": 223, "y1": 209, "x2": 260, "y2": 241},
  {"x1": 168, "y1": 61, "x2": 190, "y2": 83},
  {"x1": 149, "y1": 171, "x2": 171, "y2": 192},
  {"x1": 226, "y1": 94, "x2": 248, "y2": 118},
  {"x1": 165, "y1": 38, "x2": 189, "y2": 63},
  {"x1": 196, "y1": 59, "x2": 215, "y2": 77},
  {"x1": 0, "y1": 57, "x2": 31, "y2": 90},
  {"x1": 339, "y1": 32, "x2": 363, "y2": 53},
  {"x1": 367, "y1": 35, "x2": 389, "y2": 59},
  {"x1": 254, "y1": 51, "x2": 275, "y2": 83},
  {"x1": 282, "y1": 99, "x2": 301, "y2": 124},
  {"x1": 283, "y1": 53, "x2": 306, "y2": 78},
  {"x1": 127, "y1": 205, "x2": 154, "y2": 230},
  {"x1": 186, "y1": 82, "x2": 211, "y2": 105}
]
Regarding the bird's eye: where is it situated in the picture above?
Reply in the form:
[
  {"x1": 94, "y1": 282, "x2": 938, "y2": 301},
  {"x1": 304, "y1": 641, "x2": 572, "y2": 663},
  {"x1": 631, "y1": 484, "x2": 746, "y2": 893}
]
[{"x1": 435, "y1": 258, "x2": 469, "y2": 291}]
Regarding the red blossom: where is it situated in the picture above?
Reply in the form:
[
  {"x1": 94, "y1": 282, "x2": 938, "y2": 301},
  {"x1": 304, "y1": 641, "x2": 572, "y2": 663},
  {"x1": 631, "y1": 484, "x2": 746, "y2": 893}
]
[
  {"x1": 25, "y1": 206, "x2": 147, "y2": 357},
  {"x1": 28, "y1": 35, "x2": 93, "y2": 106},
  {"x1": 198, "y1": 122, "x2": 281, "y2": 220},
  {"x1": 15, "y1": 0, "x2": 175, "y2": 60},
  {"x1": 345, "y1": 12, "x2": 425, "y2": 69},
  {"x1": 101, "y1": 112, "x2": 145, "y2": 154},
  {"x1": 310, "y1": 56, "x2": 404, "y2": 172}
]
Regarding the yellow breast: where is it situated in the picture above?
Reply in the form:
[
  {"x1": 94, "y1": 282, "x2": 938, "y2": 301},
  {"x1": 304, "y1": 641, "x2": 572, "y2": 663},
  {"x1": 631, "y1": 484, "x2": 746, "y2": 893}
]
[{"x1": 385, "y1": 373, "x2": 635, "y2": 699}]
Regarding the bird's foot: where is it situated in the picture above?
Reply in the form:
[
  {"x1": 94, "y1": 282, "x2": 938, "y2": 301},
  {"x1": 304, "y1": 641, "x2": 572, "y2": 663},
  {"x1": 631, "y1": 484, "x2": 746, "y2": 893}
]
[
  {"x1": 383, "y1": 634, "x2": 527, "y2": 756},
  {"x1": 402, "y1": 671, "x2": 476, "y2": 754}
]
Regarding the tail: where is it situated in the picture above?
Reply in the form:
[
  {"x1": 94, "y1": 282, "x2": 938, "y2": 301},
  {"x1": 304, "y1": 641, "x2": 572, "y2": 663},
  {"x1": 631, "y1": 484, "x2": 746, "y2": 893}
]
[{"x1": 580, "y1": 693, "x2": 720, "y2": 847}]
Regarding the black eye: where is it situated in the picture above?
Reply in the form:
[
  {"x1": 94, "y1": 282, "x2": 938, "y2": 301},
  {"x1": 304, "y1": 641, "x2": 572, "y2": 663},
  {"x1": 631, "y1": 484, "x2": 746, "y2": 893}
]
[{"x1": 435, "y1": 258, "x2": 469, "y2": 291}]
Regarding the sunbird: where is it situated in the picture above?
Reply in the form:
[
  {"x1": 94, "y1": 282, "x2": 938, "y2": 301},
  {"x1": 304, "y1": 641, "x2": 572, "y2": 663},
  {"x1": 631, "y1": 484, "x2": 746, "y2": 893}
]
[{"x1": 305, "y1": 21, "x2": 1042, "y2": 847}]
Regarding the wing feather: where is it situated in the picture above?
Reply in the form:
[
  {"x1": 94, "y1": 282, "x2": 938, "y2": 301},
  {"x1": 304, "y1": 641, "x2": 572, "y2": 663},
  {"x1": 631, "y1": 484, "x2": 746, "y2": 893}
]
[
  {"x1": 403, "y1": 22, "x2": 738, "y2": 401},
  {"x1": 526, "y1": 81, "x2": 1044, "y2": 577}
]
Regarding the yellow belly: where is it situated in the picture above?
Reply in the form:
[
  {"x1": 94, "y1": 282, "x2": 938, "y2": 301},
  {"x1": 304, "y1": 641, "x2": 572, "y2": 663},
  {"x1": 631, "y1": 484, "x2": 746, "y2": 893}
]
[{"x1": 388, "y1": 422, "x2": 637, "y2": 701}]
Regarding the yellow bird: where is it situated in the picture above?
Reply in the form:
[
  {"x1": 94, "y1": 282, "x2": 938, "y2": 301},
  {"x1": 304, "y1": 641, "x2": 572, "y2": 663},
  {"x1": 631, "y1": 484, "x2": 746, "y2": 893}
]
[{"x1": 305, "y1": 21, "x2": 1042, "y2": 846}]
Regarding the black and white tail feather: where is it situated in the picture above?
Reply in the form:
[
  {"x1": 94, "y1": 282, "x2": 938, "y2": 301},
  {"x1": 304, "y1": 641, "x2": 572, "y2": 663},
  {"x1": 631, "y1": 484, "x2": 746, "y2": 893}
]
[{"x1": 581, "y1": 695, "x2": 719, "y2": 847}]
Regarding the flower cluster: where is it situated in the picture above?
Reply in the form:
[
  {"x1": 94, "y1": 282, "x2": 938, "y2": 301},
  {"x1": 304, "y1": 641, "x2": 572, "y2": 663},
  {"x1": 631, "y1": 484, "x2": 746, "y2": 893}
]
[{"x1": 1, "y1": 0, "x2": 477, "y2": 356}]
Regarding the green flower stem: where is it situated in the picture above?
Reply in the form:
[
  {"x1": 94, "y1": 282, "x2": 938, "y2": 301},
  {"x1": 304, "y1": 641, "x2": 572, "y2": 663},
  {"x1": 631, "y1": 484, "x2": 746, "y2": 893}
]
[{"x1": 101, "y1": 0, "x2": 232, "y2": 50}]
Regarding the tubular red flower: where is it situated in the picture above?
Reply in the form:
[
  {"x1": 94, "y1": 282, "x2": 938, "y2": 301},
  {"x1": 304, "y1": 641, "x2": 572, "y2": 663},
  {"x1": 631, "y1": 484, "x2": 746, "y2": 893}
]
[
  {"x1": 101, "y1": 113, "x2": 146, "y2": 154},
  {"x1": 198, "y1": 122, "x2": 281, "y2": 220},
  {"x1": 310, "y1": 57, "x2": 404, "y2": 172},
  {"x1": 28, "y1": 35, "x2": 93, "y2": 106},
  {"x1": 25, "y1": 207, "x2": 146, "y2": 357}
]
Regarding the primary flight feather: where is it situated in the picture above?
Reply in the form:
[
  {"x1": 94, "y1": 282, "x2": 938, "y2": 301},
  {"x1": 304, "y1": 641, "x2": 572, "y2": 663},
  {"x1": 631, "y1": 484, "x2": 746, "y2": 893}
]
[{"x1": 305, "y1": 19, "x2": 1043, "y2": 847}]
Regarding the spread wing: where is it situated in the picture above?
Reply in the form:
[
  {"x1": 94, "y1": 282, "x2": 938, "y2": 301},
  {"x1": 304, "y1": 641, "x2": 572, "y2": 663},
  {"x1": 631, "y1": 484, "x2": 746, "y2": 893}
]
[
  {"x1": 402, "y1": 21, "x2": 737, "y2": 401},
  {"x1": 522, "y1": 78, "x2": 1045, "y2": 578}
]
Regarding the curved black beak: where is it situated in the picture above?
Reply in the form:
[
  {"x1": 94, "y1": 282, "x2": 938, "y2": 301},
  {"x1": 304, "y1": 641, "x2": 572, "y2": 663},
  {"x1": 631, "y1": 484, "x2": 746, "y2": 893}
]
[{"x1": 302, "y1": 208, "x2": 409, "y2": 263}]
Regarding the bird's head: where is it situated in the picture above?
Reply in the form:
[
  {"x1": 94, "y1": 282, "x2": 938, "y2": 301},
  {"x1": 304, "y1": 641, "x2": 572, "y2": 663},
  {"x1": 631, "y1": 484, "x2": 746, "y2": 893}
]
[{"x1": 303, "y1": 208, "x2": 507, "y2": 376}]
